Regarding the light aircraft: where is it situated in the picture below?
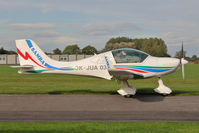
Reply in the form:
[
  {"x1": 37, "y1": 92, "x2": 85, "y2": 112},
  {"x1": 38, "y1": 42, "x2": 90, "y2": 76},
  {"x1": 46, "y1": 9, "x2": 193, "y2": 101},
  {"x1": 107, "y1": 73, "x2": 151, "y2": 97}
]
[{"x1": 12, "y1": 39, "x2": 188, "y2": 97}]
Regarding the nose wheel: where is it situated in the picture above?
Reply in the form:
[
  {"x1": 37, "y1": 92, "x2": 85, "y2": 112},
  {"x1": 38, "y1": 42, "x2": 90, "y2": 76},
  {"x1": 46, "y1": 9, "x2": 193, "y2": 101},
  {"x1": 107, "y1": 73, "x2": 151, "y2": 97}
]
[
  {"x1": 117, "y1": 80, "x2": 136, "y2": 97},
  {"x1": 154, "y1": 77, "x2": 172, "y2": 95}
]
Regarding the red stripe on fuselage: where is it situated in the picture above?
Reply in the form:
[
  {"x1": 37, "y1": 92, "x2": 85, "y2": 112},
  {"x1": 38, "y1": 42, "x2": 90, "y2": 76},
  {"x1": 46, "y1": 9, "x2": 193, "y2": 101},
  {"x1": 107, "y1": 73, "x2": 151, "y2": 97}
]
[
  {"x1": 17, "y1": 48, "x2": 48, "y2": 69},
  {"x1": 116, "y1": 68, "x2": 148, "y2": 73}
]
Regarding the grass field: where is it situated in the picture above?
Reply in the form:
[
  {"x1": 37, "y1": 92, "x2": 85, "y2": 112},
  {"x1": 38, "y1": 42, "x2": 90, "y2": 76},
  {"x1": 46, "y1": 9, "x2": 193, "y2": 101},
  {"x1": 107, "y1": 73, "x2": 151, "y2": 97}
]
[
  {"x1": 0, "y1": 64, "x2": 198, "y2": 95},
  {"x1": 0, "y1": 65, "x2": 198, "y2": 133},
  {"x1": 0, "y1": 122, "x2": 199, "y2": 133}
]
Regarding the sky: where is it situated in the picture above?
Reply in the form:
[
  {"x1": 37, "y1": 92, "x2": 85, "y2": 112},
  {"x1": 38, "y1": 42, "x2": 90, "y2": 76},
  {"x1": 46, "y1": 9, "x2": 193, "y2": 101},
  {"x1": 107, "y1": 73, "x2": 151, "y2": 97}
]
[{"x1": 0, "y1": 0, "x2": 199, "y2": 57}]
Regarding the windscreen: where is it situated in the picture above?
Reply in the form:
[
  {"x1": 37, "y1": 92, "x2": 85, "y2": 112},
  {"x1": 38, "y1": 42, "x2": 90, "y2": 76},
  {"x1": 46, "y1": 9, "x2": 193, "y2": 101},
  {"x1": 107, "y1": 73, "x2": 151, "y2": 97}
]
[{"x1": 112, "y1": 48, "x2": 149, "y2": 63}]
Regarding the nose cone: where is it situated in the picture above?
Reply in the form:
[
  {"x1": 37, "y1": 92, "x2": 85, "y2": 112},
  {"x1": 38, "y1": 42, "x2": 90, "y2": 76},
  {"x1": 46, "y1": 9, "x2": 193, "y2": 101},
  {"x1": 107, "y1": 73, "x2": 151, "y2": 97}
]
[
  {"x1": 181, "y1": 58, "x2": 188, "y2": 65},
  {"x1": 170, "y1": 58, "x2": 181, "y2": 67},
  {"x1": 158, "y1": 57, "x2": 180, "y2": 67}
]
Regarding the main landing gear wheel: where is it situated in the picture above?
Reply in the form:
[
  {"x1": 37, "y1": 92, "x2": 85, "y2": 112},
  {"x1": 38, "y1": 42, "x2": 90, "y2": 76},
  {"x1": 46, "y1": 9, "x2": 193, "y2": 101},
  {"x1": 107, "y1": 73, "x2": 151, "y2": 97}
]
[
  {"x1": 117, "y1": 80, "x2": 136, "y2": 98},
  {"x1": 161, "y1": 94, "x2": 170, "y2": 97},
  {"x1": 124, "y1": 94, "x2": 132, "y2": 98},
  {"x1": 154, "y1": 77, "x2": 172, "y2": 95}
]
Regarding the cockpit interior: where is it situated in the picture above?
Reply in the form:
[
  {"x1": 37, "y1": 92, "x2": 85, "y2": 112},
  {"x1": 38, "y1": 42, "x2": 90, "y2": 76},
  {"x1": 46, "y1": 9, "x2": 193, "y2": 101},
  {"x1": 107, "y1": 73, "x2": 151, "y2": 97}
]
[{"x1": 112, "y1": 48, "x2": 149, "y2": 63}]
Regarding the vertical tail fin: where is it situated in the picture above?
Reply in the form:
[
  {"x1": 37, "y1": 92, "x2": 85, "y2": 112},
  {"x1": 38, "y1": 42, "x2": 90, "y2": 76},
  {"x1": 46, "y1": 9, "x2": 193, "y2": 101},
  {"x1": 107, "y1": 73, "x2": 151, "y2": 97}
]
[{"x1": 16, "y1": 39, "x2": 51, "y2": 69}]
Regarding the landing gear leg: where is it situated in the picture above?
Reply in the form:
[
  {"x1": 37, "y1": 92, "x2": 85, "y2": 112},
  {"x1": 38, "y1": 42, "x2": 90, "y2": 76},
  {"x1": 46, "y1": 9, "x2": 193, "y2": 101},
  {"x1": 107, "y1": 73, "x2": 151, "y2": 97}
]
[
  {"x1": 154, "y1": 77, "x2": 172, "y2": 95},
  {"x1": 117, "y1": 80, "x2": 136, "y2": 97}
]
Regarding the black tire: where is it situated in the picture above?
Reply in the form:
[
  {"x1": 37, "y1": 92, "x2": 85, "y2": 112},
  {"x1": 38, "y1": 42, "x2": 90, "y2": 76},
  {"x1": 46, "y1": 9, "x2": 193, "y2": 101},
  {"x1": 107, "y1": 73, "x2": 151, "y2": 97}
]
[
  {"x1": 124, "y1": 94, "x2": 132, "y2": 98},
  {"x1": 161, "y1": 94, "x2": 169, "y2": 96}
]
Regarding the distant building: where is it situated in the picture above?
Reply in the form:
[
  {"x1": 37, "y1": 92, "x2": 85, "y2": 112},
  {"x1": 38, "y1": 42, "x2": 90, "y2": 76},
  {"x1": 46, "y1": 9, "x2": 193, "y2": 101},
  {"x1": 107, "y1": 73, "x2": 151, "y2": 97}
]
[{"x1": 0, "y1": 54, "x2": 93, "y2": 65}]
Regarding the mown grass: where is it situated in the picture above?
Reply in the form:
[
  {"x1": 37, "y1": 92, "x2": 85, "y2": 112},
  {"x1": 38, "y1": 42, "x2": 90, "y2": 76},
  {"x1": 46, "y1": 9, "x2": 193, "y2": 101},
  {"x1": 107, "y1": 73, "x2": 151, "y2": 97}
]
[
  {"x1": 0, "y1": 64, "x2": 198, "y2": 95},
  {"x1": 0, "y1": 122, "x2": 199, "y2": 133}
]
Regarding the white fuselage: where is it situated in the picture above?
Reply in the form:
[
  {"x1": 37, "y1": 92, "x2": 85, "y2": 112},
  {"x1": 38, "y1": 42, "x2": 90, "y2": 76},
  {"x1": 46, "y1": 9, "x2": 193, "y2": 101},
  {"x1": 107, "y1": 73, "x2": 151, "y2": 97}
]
[
  {"x1": 21, "y1": 50, "x2": 180, "y2": 80},
  {"x1": 16, "y1": 39, "x2": 181, "y2": 80}
]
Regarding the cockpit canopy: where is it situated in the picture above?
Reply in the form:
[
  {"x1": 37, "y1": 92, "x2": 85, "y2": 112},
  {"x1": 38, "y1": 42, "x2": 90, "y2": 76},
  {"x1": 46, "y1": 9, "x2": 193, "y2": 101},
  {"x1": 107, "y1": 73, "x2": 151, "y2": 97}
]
[{"x1": 112, "y1": 48, "x2": 149, "y2": 63}]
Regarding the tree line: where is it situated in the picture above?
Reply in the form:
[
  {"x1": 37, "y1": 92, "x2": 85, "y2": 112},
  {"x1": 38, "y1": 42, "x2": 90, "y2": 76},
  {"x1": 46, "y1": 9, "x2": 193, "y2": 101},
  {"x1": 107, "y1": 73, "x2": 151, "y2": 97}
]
[
  {"x1": 53, "y1": 37, "x2": 171, "y2": 57},
  {"x1": 0, "y1": 37, "x2": 198, "y2": 62},
  {"x1": 104, "y1": 37, "x2": 169, "y2": 57},
  {"x1": 0, "y1": 47, "x2": 17, "y2": 54},
  {"x1": 52, "y1": 45, "x2": 98, "y2": 55}
]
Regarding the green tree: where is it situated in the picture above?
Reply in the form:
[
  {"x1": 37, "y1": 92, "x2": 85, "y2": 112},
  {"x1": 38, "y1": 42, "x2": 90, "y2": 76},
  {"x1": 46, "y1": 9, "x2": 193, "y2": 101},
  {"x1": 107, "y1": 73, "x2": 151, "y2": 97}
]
[
  {"x1": 53, "y1": 48, "x2": 62, "y2": 54},
  {"x1": 0, "y1": 47, "x2": 17, "y2": 54},
  {"x1": 174, "y1": 50, "x2": 186, "y2": 58},
  {"x1": 7, "y1": 50, "x2": 17, "y2": 54},
  {"x1": 0, "y1": 47, "x2": 8, "y2": 54},
  {"x1": 104, "y1": 37, "x2": 169, "y2": 57},
  {"x1": 82, "y1": 45, "x2": 97, "y2": 55},
  {"x1": 106, "y1": 37, "x2": 133, "y2": 44},
  {"x1": 191, "y1": 55, "x2": 197, "y2": 61},
  {"x1": 105, "y1": 37, "x2": 134, "y2": 51},
  {"x1": 136, "y1": 38, "x2": 168, "y2": 57},
  {"x1": 63, "y1": 44, "x2": 80, "y2": 54}
]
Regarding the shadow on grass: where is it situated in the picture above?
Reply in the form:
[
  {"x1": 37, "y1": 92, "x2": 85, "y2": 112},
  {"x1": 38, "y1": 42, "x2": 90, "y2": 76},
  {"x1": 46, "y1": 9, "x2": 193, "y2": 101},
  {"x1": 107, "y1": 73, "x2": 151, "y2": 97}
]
[
  {"x1": 131, "y1": 94, "x2": 165, "y2": 102},
  {"x1": 133, "y1": 88, "x2": 199, "y2": 102},
  {"x1": 48, "y1": 88, "x2": 199, "y2": 103},
  {"x1": 48, "y1": 89, "x2": 166, "y2": 102},
  {"x1": 48, "y1": 88, "x2": 156, "y2": 95},
  {"x1": 125, "y1": 88, "x2": 165, "y2": 102},
  {"x1": 48, "y1": 89, "x2": 117, "y2": 95},
  {"x1": 171, "y1": 90, "x2": 199, "y2": 95},
  {"x1": 137, "y1": 88, "x2": 199, "y2": 95}
]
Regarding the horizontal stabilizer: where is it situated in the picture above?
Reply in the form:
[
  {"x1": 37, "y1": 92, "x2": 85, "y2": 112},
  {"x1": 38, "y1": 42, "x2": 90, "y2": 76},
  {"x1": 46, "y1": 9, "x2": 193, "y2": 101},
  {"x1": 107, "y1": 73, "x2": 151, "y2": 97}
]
[{"x1": 10, "y1": 65, "x2": 33, "y2": 68}]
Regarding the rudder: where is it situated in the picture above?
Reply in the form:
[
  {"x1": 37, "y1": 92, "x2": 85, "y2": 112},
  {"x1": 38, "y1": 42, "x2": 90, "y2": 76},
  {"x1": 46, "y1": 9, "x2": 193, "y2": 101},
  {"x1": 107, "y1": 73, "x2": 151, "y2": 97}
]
[{"x1": 16, "y1": 39, "x2": 52, "y2": 69}]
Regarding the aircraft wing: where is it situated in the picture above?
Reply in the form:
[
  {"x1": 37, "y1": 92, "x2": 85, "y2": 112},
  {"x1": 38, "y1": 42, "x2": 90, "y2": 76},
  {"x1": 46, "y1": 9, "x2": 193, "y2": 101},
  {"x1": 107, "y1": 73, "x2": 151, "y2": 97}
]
[{"x1": 108, "y1": 69, "x2": 145, "y2": 79}]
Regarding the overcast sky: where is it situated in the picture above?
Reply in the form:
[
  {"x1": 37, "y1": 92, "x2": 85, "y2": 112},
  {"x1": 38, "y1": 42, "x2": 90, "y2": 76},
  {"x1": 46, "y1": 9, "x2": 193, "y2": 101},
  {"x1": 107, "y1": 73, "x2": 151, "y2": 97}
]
[{"x1": 0, "y1": 0, "x2": 198, "y2": 56}]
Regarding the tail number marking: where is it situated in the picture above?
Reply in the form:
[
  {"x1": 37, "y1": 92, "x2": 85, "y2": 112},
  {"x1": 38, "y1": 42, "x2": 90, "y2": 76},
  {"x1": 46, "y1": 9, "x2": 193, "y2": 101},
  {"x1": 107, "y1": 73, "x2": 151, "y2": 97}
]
[{"x1": 75, "y1": 65, "x2": 107, "y2": 71}]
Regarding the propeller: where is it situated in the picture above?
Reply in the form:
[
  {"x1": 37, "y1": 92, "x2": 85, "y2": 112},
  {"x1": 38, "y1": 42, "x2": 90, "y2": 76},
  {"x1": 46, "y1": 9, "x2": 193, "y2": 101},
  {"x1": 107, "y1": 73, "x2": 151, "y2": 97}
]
[{"x1": 180, "y1": 41, "x2": 188, "y2": 80}]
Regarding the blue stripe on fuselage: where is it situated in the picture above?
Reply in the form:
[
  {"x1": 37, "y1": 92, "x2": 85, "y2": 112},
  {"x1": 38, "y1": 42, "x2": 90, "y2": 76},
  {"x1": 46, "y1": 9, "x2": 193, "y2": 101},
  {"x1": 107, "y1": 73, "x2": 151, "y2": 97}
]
[
  {"x1": 44, "y1": 63, "x2": 74, "y2": 71},
  {"x1": 115, "y1": 66, "x2": 171, "y2": 72}
]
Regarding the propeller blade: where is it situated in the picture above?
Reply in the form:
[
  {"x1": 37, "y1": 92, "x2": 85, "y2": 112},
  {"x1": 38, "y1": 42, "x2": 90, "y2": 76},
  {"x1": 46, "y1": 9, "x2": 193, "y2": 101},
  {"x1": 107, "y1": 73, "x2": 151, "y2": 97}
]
[
  {"x1": 181, "y1": 41, "x2": 184, "y2": 58},
  {"x1": 181, "y1": 41, "x2": 187, "y2": 80}
]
